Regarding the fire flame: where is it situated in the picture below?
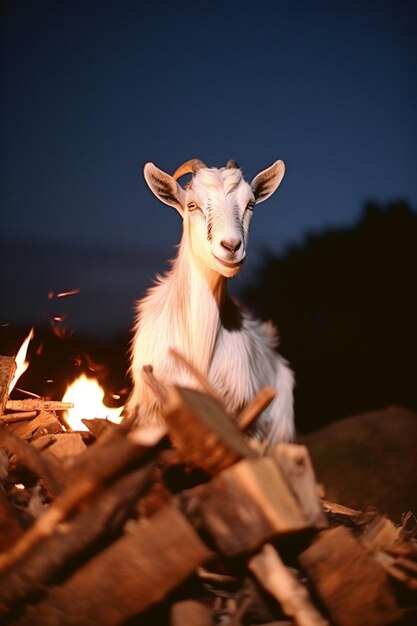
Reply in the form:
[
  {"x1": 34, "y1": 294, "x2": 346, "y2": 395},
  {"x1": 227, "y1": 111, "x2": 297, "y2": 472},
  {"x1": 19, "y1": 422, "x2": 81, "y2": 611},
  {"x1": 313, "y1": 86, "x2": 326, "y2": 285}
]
[
  {"x1": 62, "y1": 374, "x2": 123, "y2": 431},
  {"x1": 9, "y1": 328, "x2": 35, "y2": 394}
]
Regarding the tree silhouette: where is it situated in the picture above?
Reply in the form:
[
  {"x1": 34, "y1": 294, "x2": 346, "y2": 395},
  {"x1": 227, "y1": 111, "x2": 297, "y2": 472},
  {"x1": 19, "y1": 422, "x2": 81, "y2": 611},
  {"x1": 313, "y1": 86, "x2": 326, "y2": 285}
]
[{"x1": 243, "y1": 201, "x2": 417, "y2": 432}]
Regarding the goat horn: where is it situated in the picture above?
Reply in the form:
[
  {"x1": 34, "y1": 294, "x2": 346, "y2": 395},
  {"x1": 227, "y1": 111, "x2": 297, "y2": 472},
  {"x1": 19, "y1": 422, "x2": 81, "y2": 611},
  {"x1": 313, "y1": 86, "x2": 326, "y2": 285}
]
[
  {"x1": 172, "y1": 159, "x2": 207, "y2": 180},
  {"x1": 226, "y1": 159, "x2": 240, "y2": 169}
]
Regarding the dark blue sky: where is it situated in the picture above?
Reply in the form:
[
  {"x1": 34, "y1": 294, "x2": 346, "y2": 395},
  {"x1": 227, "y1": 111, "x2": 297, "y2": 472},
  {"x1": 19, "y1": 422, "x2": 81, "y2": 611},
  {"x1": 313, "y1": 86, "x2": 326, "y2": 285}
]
[{"x1": 1, "y1": 0, "x2": 416, "y2": 335}]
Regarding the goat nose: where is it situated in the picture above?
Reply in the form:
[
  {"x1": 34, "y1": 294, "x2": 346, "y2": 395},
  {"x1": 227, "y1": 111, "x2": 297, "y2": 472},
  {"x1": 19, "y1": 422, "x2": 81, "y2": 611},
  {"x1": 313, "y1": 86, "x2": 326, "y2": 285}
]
[{"x1": 220, "y1": 238, "x2": 242, "y2": 253}]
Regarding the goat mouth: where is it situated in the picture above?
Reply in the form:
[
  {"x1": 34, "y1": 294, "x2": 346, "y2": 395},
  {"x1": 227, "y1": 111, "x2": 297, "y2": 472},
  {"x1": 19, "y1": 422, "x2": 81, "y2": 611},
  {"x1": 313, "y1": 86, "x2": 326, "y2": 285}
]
[{"x1": 213, "y1": 255, "x2": 245, "y2": 269}]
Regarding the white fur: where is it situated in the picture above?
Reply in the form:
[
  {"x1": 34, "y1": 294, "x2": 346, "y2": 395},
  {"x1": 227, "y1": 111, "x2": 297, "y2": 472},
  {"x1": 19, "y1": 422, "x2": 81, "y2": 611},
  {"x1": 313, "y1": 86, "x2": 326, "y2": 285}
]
[{"x1": 127, "y1": 161, "x2": 295, "y2": 444}]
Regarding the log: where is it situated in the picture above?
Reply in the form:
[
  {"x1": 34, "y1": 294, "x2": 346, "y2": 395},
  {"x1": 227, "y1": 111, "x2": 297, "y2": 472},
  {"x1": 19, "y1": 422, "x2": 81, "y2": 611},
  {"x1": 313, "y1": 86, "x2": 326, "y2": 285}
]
[
  {"x1": 0, "y1": 355, "x2": 16, "y2": 413},
  {"x1": 0, "y1": 411, "x2": 38, "y2": 423},
  {"x1": 195, "y1": 456, "x2": 309, "y2": 556},
  {"x1": 41, "y1": 432, "x2": 87, "y2": 463},
  {"x1": 360, "y1": 515, "x2": 417, "y2": 591},
  {"x1": 271, "y1": 443, "x2": 327, "y2": 529},
  {"x1": 249, "y1": 543, "x2": 329, "y2": 626},
  {"x1": 299, "y1": 525, "x2": 402, "y2": 626},
  {"x1": 81, "y1": 417, "x2": 118, "y2": 439},
  {"x1": 13, "y1": 504, "x2": 212, "y2": 626},
  {"x1": 5, "y1": 400, "x2": 74, "y2": 412},
  {"x1": 360, "y1": 515, "x2": 402, "y2": 552},
  {"x1": 168, "y1": 350, "x2": 277, "y2": 434},
  {"x1": 163, "y1": 385, "x2": 256, "y2": 475}
]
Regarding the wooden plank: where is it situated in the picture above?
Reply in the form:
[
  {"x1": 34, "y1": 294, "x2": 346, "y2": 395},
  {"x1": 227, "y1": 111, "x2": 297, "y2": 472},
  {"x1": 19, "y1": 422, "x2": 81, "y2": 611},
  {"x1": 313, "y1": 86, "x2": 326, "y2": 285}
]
[
  {"x1": 0, "y1": 355, "x2": 16, "y2": 413},
  {"x1": 271, "y1": 443, "x2": 327, "y2": 529},
  {"x1": 196, "y1": 457, "x2": 309, "y2": 556},
  {"x1": 163, "y1": 385, "x2": 256, "y2": 475},
  {"x1": 299, "y1": 526, "x2": 402, "y2": 626},
  {"x1": 14, "y1": 504, "x2": 212, "y2": 626}
]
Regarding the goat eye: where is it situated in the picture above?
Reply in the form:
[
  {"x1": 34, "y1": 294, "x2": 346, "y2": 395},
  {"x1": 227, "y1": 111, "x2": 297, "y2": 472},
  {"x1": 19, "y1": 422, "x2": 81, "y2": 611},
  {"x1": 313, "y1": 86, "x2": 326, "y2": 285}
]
[
  {"x1": 247, "y1": 200, "x2": 255, "y2": 211},
  {"x1": 187, "y1": 202, "x2": 198, "y2": 211}
]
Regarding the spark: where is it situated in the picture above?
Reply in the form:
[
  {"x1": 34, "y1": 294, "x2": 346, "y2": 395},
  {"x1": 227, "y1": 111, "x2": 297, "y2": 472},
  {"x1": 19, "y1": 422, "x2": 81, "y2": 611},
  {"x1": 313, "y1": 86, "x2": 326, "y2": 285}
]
[
  {"x1": 15, "y1": 388, "x2": 41, "y2": 398},
  {"x1": 48, "y1": 288, "x2": 80, "y2": 299}
]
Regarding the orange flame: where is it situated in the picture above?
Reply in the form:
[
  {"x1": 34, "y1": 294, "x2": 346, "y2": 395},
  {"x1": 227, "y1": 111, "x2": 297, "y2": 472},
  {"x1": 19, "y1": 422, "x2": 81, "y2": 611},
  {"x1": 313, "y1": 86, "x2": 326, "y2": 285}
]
[
  {"x1": 9, "y1": 328, "x2": 34, "y2": 394},
  {"x1": 62, "y1": 374, "x2": 123, "y2": 431}
]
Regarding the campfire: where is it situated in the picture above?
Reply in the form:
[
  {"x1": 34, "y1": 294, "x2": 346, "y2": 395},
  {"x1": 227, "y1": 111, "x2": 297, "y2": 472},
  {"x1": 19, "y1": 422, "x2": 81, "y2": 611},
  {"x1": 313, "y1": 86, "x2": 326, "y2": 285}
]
[{"x1": 0, "y1": 330, "x2": 416, "y2": 626}]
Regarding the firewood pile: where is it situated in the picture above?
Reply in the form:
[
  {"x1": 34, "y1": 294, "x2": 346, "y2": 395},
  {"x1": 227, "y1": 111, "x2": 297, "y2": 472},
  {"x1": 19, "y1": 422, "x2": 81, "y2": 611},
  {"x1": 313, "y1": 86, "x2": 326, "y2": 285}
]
[{"x1": 0, "y1": 353, "x2": 416, "y2": 626}]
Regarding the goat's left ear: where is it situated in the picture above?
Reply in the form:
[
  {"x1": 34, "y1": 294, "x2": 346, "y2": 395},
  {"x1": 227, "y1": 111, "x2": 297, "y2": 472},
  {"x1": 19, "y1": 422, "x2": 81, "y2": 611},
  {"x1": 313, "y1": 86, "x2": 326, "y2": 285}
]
[
  {"x1": 143, "y1": 163, "x2": 186, "y2": 215},
  {"x1": 251, "y1": 160, "x2": 285, "y2": 204}
]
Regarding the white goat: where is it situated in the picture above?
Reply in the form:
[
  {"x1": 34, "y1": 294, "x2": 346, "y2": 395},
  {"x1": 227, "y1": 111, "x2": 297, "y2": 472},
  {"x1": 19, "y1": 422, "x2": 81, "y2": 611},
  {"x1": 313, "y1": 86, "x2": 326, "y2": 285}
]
[{"x1": 127, "y1": 158, "x2": 294, "y2": 444}]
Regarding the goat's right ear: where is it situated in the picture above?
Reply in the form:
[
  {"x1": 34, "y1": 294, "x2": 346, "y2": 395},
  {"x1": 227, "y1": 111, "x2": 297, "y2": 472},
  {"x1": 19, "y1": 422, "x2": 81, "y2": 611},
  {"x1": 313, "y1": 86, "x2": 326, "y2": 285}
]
[{"x1": 143, "y1": 163, "x2": 185, "y2": 214}]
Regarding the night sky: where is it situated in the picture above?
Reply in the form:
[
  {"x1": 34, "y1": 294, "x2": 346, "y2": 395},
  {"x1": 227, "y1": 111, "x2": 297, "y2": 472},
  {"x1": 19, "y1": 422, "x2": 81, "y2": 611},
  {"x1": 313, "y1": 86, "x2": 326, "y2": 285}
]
[{"x1": 1, "y1": 0, "x2": 416, "y2": 336}]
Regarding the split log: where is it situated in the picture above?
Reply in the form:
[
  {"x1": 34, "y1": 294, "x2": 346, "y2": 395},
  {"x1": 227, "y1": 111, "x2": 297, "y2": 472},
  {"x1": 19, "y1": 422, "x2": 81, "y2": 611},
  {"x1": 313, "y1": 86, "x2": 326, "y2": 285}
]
[
  {"x1": 360, "y1": 515, "x2": 417, "y2": 591},
  {"x1": 360, "y1": 514, "x2": 402, "y2": 552},
  {"x1": 81, "y1": 417, "x2": 118, "y2": 439},
  {"x1": 0, "y1": 456, "x2": 158, "y2": 612},
  {"x1": 5, "y1": 400, "x2": 74, "y2": 412},
  {"x1": 299, "y1": 525, "x2": 403, "y2": 626},
  {"x1": 271, "y1": 443, "x2": 327, "y2": 529},
  {"x1": 13, "y1": 504, "x2": 212, "y2": 626},
  {"x1": 0, "y1": 355, "x2": 16, "y2": 413},
  {"x1": 41, "y1": 432, "x2": 87, "y2": 463},
  {"x1": 163, "y1": 385, "x2": 256, "y2": 475},
  {"x1": 7, "y1": 411, "x2": 63, "y2": 440},
  {"x1": 168, "y1": 349, "x2": 277, "y2": 435},
  {"x1": 195, "y1": 456, "x2": 309, "y2": 556},
  {"x1": 249, "y1": 543, "x2": 329, "y2": 626}
]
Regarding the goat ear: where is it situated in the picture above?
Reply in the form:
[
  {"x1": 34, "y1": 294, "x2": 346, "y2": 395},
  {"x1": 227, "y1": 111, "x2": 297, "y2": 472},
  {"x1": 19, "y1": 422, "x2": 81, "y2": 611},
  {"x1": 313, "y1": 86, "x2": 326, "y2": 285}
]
[
  {"x1": 251, "y1": 160, "x2": 285, "y2": 204},
  {"x1": 143, "y1": 163, "x2": 185, "y2": 214}
]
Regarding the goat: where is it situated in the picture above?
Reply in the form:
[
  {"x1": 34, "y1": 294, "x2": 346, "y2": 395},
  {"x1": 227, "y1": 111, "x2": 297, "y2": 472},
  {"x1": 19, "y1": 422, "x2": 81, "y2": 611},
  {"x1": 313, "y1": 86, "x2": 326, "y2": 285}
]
[{"x1": 127, "y1": 158, "x2": 294, "y2": 444}]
